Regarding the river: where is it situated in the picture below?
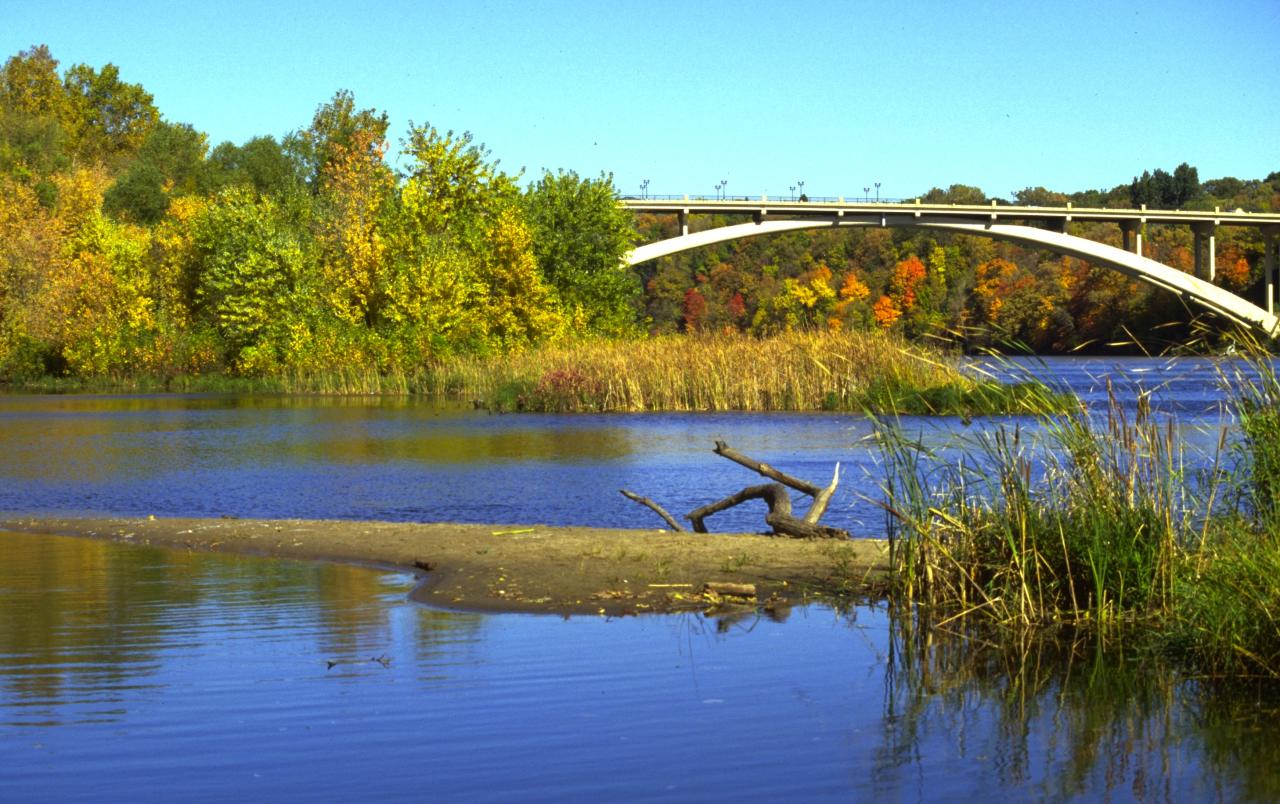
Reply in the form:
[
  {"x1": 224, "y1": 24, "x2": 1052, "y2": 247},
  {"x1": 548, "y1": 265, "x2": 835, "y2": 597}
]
[{"x1": 2, "y1": 356, "x2": 1278, "y2": 800}]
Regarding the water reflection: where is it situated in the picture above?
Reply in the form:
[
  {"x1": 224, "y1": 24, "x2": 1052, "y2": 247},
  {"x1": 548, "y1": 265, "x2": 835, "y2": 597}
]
[
  {"x1": 0, "y1": 530, "x2": 481, "y2": 727},
  {"x1": 875, "y1": 608, "x2": 1280, "y2": 801},
  {"x1": 1, "y1": 532, "x2": 1279, "y2": 799}
]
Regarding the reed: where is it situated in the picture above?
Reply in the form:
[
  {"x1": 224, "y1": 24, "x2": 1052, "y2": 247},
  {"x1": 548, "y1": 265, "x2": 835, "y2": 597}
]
[
  {"x1": 880, "y1": 382, "x2": 1193, "y2": 628},
  {"x1": 879, "y1": 335, "x2": 1280, "y2": 676},
  {"x1": 1168, "y1": 334, "x2": 1280, "y2": 677},
  {"x1": 418, "y1": 330, "x2": 1062, "y2": 415}
]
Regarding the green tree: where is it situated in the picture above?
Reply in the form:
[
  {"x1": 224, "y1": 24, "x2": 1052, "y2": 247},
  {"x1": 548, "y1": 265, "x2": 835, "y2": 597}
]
[
  {"x1": 103, "y1": 121, "x2": 208, "y2": 223},
  {"x1": 522, "y1": 170, "x2": 640, "y2": 336},
  {"x1": 0, "y1": 45, "x2": 72, "y2": 202},
  {"x1": 202, "y1": 135, "x2": 306, "y2": 200},
  {"x1": 921, "y1": 184, "x2": 987, "y2": 205},
  {"x1": 1014, "y1": 186, "x2": 1068, "y2": 206},
  {"x1": 61, "y1": 62, "x2": 159, "y2": 166},
  {"x1": 394, "y1": 121, "x2": 562, "y2": 351},
  {"x1": 191, "y1": 187, "x2": 304, "y2": 367}
]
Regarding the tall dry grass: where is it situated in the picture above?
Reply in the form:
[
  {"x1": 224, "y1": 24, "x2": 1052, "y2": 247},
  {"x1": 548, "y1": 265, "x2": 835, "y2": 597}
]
[{"x1": 417, "y1": 330, "x2": 1054, "y2": 414}]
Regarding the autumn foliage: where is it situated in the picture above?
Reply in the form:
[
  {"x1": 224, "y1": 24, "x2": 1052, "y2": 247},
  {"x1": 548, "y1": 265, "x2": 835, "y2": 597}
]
[{"x1": 2, "y1": 44, "x2": 1279, "y2": 387}]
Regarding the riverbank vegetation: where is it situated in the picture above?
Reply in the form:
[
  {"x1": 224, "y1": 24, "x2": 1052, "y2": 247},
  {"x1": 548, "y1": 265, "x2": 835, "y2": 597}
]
[
  {"x1": 3, "y1": 45, "x2": 1279, "y2": 398},
  {"x1": 879, "y1": 341, "x2": 1280, "y2": 677},
  {"x1": 418, "y1": 329, "x2": 1062, "y2": 414}
]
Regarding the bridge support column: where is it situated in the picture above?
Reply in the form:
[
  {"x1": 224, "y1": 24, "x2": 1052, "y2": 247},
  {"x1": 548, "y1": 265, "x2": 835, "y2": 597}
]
[
  {"x1": 679, "y1": 209, "x2": 689, "y2": 237},
  {"x1": 1119, "y1": 221, "x2": 1141, "y2": 255},
  {"x1": 1193, "y1": 223, "x2": 1217, "y2": 281},
  {"x1": 1266, "y1": 228, "x2": 1279, "y2": 317}
]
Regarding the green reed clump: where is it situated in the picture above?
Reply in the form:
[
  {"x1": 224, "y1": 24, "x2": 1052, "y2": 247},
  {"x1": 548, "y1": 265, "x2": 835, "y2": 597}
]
[
  {"x1": 1172, "y1": 524, "x2": 1280, "y2": 678},
  {"x1": 882, "y1": 335, "x2": 1280, "y2": 676},
  {"x1": 1166, "y1": 335, "x2": 1280, "y2": 677},
  {"x1": 419, "y1": 330, "x2": 1062, "y2": 415},
  {"x1": 881, "y1": 384, "x2": 1185, "y2": 627}
]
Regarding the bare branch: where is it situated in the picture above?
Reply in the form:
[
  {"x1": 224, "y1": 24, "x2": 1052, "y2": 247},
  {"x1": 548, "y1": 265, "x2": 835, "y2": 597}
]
[
  {"x1": 803, "y1": 462, "x2": 841, "y2": 524},
  {"x1": 712, "y1": 440, "x2": 823, "y2": 496},
  {"x1": 619, "y1": 489, "x2": 685, "y2": 531}
]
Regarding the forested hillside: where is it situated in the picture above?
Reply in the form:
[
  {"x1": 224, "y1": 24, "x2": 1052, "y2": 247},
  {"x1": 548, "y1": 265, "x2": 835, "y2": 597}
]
[{"x1": 2, "y1": 44, "x2": 1277, "y2": 385}]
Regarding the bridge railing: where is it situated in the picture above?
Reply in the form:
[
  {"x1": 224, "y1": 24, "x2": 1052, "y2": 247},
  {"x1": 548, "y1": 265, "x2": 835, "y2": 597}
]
[{"x1": 619, "y1": 194, "x2": 907, "y2": 204}]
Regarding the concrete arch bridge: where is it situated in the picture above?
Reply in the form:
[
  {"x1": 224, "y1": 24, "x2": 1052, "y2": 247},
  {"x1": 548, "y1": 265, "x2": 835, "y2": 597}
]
[{"x1": 621, "y1": 198, "x2": 1280, "y2": 338}]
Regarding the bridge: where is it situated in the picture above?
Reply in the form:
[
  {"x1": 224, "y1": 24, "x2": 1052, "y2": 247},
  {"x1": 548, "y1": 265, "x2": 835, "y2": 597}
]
[{"x1": 620, "y1": 198, "x2": 1280, "y2": 337}]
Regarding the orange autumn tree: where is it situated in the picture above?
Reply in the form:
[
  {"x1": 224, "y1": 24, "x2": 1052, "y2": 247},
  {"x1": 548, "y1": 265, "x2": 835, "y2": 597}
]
[
  {"x1": 890, "y1": 255, "x2": 927, "y2": 311},
  {"x1": 871, "y1": 295, "x2": 901, "y2": 329}
]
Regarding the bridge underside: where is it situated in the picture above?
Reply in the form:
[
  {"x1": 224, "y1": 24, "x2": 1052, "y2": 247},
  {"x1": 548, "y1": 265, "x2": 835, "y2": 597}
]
[{"x1": 626, "y1": 218, "x2": 1280, "y2": 337}]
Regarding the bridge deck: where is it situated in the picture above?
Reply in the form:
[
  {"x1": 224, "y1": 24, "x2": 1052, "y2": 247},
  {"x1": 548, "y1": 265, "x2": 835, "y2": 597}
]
[{"x1": 620, "y1": 198, "x2": 1280, "y2": 229}]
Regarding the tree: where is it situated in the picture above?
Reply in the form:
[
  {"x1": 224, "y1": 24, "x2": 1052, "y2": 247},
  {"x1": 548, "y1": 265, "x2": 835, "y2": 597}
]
[
  {"x1": 314, "y1": 128, "x2": 396, "y2": 328},
  {"x1": 1129, "y1": 163, "x2": 1200, "y2": 209},
  {"x1": 103, "y1": 121, "x2": 208, "y2": 223},
  {"x1": 522, "y1": 170, "x2": 640, "y2": 336},
  {"x1": 393, "y1": 120, "x2": 562, "y2": 352},
  {"x1": 0, "y1": 45, "x2": 67, "y2": 120},
  {"x1": 295, "y1": 90, "x2": 389, "y2": 190},
  {"x1": 921, "y1": 184, "x2": 987, "y2": 205},
  {"x1": 61, "y1": 62, "x2": 159, "y2": 165},
  {"x1": 1015, "y1": 186, "x2": 1068, "y2": 206},
  {"x1": 191, "y1": 187, "x2": 304, "y2": 367},
  {"x1": 0, "y1": 46, "x2": 72, "y2": 201},
  {"x1": 202, "y1": 135, "x2": 306, "y2": 200}
]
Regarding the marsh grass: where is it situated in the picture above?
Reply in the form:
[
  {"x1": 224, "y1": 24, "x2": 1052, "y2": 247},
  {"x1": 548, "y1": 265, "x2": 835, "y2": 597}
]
[
  {"x1": 417, "y1": 330, "x2": 1065, "y2": 415},
  {"x1": 881, "y1": 383, "x2": 1185, "y2": 628},
  {"x1": 879, "y1": 334, "x2": 1280, "y2": 676},
  {"x1": 1168, "y1": 332, "x2": 1280, "y2": 677}
]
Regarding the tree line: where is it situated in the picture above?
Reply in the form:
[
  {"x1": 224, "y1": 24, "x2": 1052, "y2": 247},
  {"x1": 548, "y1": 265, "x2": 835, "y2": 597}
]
[
  {"x1": 2, "y1": 44, "x2": 1279, "y2": 385},
  {"x1": 0, "y1": 46, "x2": 637, "y2": 382},
  {"x1": 639, "y1": 172, "x2": 1280, "y2": 352}
]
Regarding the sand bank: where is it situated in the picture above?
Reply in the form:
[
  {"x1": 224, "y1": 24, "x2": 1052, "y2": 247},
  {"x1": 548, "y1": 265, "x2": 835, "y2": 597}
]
[{"x1": 1, "y1": 515, "x2": 889, "y2": 616}]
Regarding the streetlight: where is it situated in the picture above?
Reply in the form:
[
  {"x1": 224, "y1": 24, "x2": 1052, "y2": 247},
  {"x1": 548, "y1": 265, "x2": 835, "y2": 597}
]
[
  {"x1": 640, "y1": 178, "x2": 649, "y2": 199},
  {"x1": 863, "y1": 186, "x2": 871, "y2": 203},
  {"x1": 797, "y1": 180, "x2": 805, "y2": 200},
  {"x1": 714, "y1": 180, "x2": 726, "y2": 200},
  {"x1": 789, "y1": 185, "x2": 796, "y2": 201},
  {"x1": 722, "y1": 178, "x2": 728, "y2": 201},
  {"x1": 875, "y1": 182, "x2": 881, "y2": 202}
]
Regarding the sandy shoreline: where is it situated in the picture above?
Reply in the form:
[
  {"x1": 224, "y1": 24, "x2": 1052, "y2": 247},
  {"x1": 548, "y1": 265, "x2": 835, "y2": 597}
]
[{"x1": 0, "y1": 515, "x2": 890, "y2": 616}]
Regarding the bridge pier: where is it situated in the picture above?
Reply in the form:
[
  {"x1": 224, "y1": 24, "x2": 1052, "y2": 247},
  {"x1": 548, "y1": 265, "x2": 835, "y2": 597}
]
[
  {"x1": 1119, "y1": 221, "x2": 1143, "y2": 256},
  {"x1": 1193, "y1": 223, "x2": 1217, "y2": 281},
  {"x1": 1266, "y1": 227, "x2": 1279, "y2": 316}
]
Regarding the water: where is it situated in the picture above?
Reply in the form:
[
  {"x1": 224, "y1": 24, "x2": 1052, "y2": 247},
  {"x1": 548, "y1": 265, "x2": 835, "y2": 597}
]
[
  {"x1": 2, "y1": 356, "x2": 1278, "y2": 799},
  {"x1": 2, "y1": 530, "x2": 1277, "y2": 801},
  {"x1": 0, "y1": 357, "x2": 1242, "y2": 535}
]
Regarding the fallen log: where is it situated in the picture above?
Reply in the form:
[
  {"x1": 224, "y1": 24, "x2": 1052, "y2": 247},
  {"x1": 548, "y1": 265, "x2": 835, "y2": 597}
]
[
  {"x1": 703, "y1": 582, "x2": 757, "y2": 598},
  {"x1": 622, "y1": 441, "x2": 849, "y2": 540}
]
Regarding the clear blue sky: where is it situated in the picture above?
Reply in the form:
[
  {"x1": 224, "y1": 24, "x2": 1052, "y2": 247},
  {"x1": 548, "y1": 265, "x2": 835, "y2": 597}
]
[{"x1": 5, "y1": 0, "x2": 1279, "y2": 200}]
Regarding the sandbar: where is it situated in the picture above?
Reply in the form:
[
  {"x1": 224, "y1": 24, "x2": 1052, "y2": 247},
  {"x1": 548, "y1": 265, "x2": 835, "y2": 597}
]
[{"x1": 0, "y1": 515, "x2": 890, "y2": 616}]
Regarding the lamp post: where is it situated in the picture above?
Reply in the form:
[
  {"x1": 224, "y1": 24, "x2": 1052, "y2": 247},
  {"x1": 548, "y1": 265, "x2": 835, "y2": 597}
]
[
  {"x1": 797, "y1": 180, "x2": 805, "y2": 200},
  {"x1": 875, "y1": 182, "x2": 881, "y2": 202},
  {"x1": 640, "y1": 178, "x2": 649, "y2": 199},
  {"x1": 863, "y1": 186, "x2": 870, "y2": 203},
  {"x1": 722, "y1": 178, "x2": 728, "y2": 201},
  {"x1": 789, "y1": 185, "x2": 796, "y2": 201}
]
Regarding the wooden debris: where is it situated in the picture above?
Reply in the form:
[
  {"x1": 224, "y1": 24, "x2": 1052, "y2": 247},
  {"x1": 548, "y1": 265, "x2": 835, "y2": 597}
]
[
  {"x1": 623, "y1": 440, "x2": 849, "y2": 540},
  {"x1": 703, "y1": 581, "x2": 757, "y2": 598},
  {"x1": 619, "y1": 489, "x2": 685, "y2": 531}
]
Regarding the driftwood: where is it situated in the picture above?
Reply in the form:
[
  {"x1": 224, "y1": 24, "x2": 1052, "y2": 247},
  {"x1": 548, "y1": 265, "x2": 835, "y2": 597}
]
[
  {"x1": 703, "y1": 582, "x2": 757, "y2": 598},
  {"x1": 621, "y1": 441, "x2": 848, "y2": 539},
  {"x1": 619, "y1": 489, "x2": 685, "y2": 531}
]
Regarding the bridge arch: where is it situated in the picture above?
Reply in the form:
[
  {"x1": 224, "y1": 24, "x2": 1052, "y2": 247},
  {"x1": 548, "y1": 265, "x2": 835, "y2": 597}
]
[{"x1": 626, "y1": 219, "x2": 1279, "y2": 336}]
